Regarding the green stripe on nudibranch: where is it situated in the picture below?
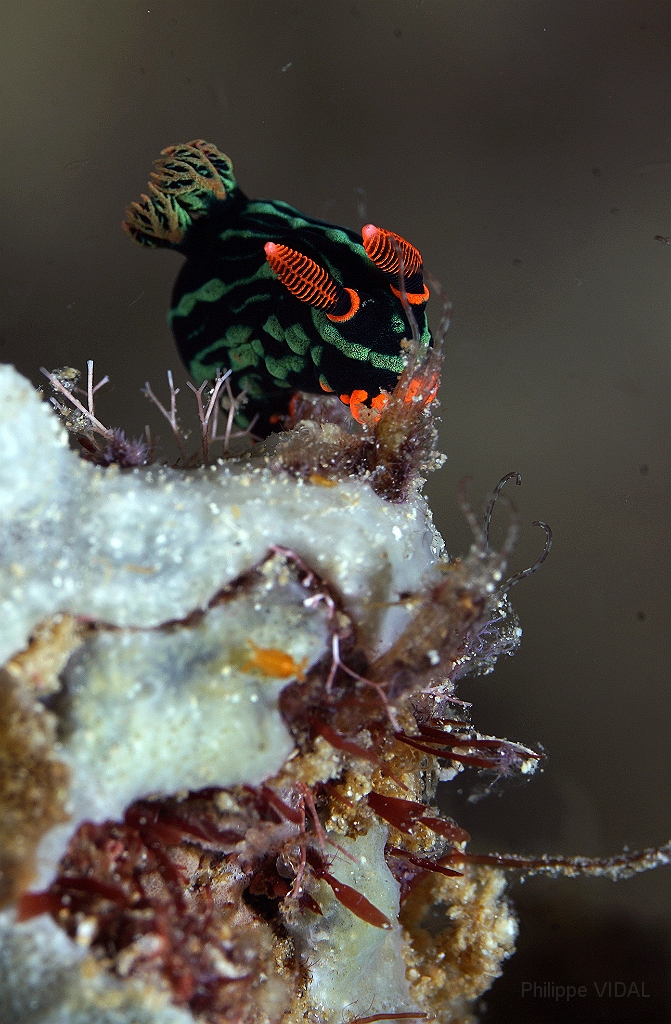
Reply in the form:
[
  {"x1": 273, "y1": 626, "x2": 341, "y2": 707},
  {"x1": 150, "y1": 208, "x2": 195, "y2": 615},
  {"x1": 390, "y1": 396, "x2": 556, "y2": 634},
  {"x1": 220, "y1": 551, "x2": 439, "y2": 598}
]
[
  {"x1": 264, "y1": 352, "x2": 306, "y2": 380},
  {"x1": 189, "y1": 327, "x2": 257, "y2": 383},
  {"x1": 229, "y1": 292, "x2": 272, "y2": 315},
  {"x1": 369, "y1": 350, "x2": 405, "y2": 373},
  {"x1": 313, "y1": 313, "x2": 371, "y2": 362},
  {"x1": 168, "y1": 278, "x2": 227, "y2": 322},
  {"x1": 229, "y1": 344, "x2": 261, "y2": 370},
  {"x1": 284, "y1": 324, "x2": 311, "y2": 356},
  {"x1": 168, "y1": 265, "x2": 275, "y2": 322},
  {"x1": 262, "y1": 315, "x2": 285, "y2": 342},
  {"x1": 245, "y1": 201, "x2": 314, "y2": 228}
]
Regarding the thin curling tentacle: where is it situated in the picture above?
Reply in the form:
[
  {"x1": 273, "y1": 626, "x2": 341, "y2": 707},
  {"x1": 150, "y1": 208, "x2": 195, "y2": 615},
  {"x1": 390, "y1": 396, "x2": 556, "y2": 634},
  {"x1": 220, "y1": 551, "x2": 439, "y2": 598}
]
[
  {"x1": 484, "y1": 472, "x2": 522, "y2": 551},
  {"x1": 459, "y1": 475, "x2": 520, "y2": 574},
  {"x1": 503, "y1": 521, "x2": 553, "y2": 593},
  {"x1": 362, "y1": 223, "x2": 429, "y2": 301},
  {"x1": 264, "y1": 242, "x2": 360, "y2": 321},
  {"x1": 496, "y1": 494, "x2": 521, "y2": 563}
]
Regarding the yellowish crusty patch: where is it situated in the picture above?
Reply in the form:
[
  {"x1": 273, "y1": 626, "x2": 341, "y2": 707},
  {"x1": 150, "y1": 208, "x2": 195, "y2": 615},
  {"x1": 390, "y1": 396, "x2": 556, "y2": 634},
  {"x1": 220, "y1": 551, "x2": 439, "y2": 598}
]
[
  {"x1": 400, "y1": 865, "x2": 517, "y2": 1024},
  {"x1": 0, "y1": 671, "x2": 70, "y2": 907},
  {"x1": 5, "y1": 614, "x2": 83, "y2": 695}
]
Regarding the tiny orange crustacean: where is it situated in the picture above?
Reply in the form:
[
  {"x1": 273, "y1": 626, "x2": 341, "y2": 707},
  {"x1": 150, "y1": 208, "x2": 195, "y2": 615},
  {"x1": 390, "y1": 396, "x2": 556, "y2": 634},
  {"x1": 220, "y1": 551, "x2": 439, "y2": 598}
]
[{"x1": 241, "y1": 639, "x2": 308, "y2": 682}]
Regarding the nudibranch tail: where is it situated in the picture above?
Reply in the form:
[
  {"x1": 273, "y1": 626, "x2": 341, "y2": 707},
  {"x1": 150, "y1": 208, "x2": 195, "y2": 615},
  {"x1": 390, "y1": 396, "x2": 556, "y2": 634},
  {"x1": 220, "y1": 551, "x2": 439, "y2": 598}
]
[{"x1": 123, "y1": 139, "x2": 236, "y2": 248}]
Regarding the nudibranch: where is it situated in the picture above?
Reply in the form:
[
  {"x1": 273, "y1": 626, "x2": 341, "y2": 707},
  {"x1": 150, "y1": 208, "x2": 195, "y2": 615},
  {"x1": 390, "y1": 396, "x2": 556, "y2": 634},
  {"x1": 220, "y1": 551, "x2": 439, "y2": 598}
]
[{"x1": 123, "y1": 140, "x2": 432, "y2": 433}]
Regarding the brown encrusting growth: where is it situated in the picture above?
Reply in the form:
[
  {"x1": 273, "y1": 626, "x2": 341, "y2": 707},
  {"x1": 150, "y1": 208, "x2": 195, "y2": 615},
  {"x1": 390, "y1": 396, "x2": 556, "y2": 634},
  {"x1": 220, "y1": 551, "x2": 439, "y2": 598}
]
[
  {"x1": 5, "y1": 613, "x2": 83, "y2": 695},
  {"x1": 18, "y1": 790, "x2": 303, "y2": 1024},
  {"x1": 14, "y1": 736, "x2": 512, "y2": 1024},
  {"x1": 274, "y1": 335, "x2": 444, "y2": 502}
]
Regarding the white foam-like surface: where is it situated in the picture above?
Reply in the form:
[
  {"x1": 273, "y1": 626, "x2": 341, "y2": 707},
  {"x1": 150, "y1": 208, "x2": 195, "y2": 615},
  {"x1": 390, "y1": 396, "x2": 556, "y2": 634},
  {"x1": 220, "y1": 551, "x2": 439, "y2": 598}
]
[{"x1": 0, "y1": 364, "x2": 443, "y2": 667}]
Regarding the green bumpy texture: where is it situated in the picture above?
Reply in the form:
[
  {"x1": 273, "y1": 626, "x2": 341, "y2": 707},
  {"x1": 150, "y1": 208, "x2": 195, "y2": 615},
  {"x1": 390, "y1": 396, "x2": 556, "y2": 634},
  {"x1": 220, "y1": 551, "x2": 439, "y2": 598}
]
[{"x1": 126, "y1": 143, "x2": 432, "y2": 433}]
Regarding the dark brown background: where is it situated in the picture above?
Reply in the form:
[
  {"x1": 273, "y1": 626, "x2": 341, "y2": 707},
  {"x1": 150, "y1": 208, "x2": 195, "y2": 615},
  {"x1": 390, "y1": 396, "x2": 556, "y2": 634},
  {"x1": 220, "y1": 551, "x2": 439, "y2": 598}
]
[{"x1": 1, "y1": 2, "x2": 669, "y2": 1020}]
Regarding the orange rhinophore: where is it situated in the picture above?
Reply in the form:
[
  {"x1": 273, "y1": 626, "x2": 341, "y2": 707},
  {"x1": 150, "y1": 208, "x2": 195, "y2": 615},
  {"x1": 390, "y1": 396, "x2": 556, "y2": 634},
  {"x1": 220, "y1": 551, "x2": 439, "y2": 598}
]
[
  {"x1": 242, "y1": 639, "x2": 308, "y2": 681},
  {"x1": 361, "y1": 223, "x2": 429, "y2": 303},
  {"x1": 264, "y1": 242, "x2": 360, "y2": 321},
  {"x1": 362, "y1": 224, "x2": 423, "y2": 279}
]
